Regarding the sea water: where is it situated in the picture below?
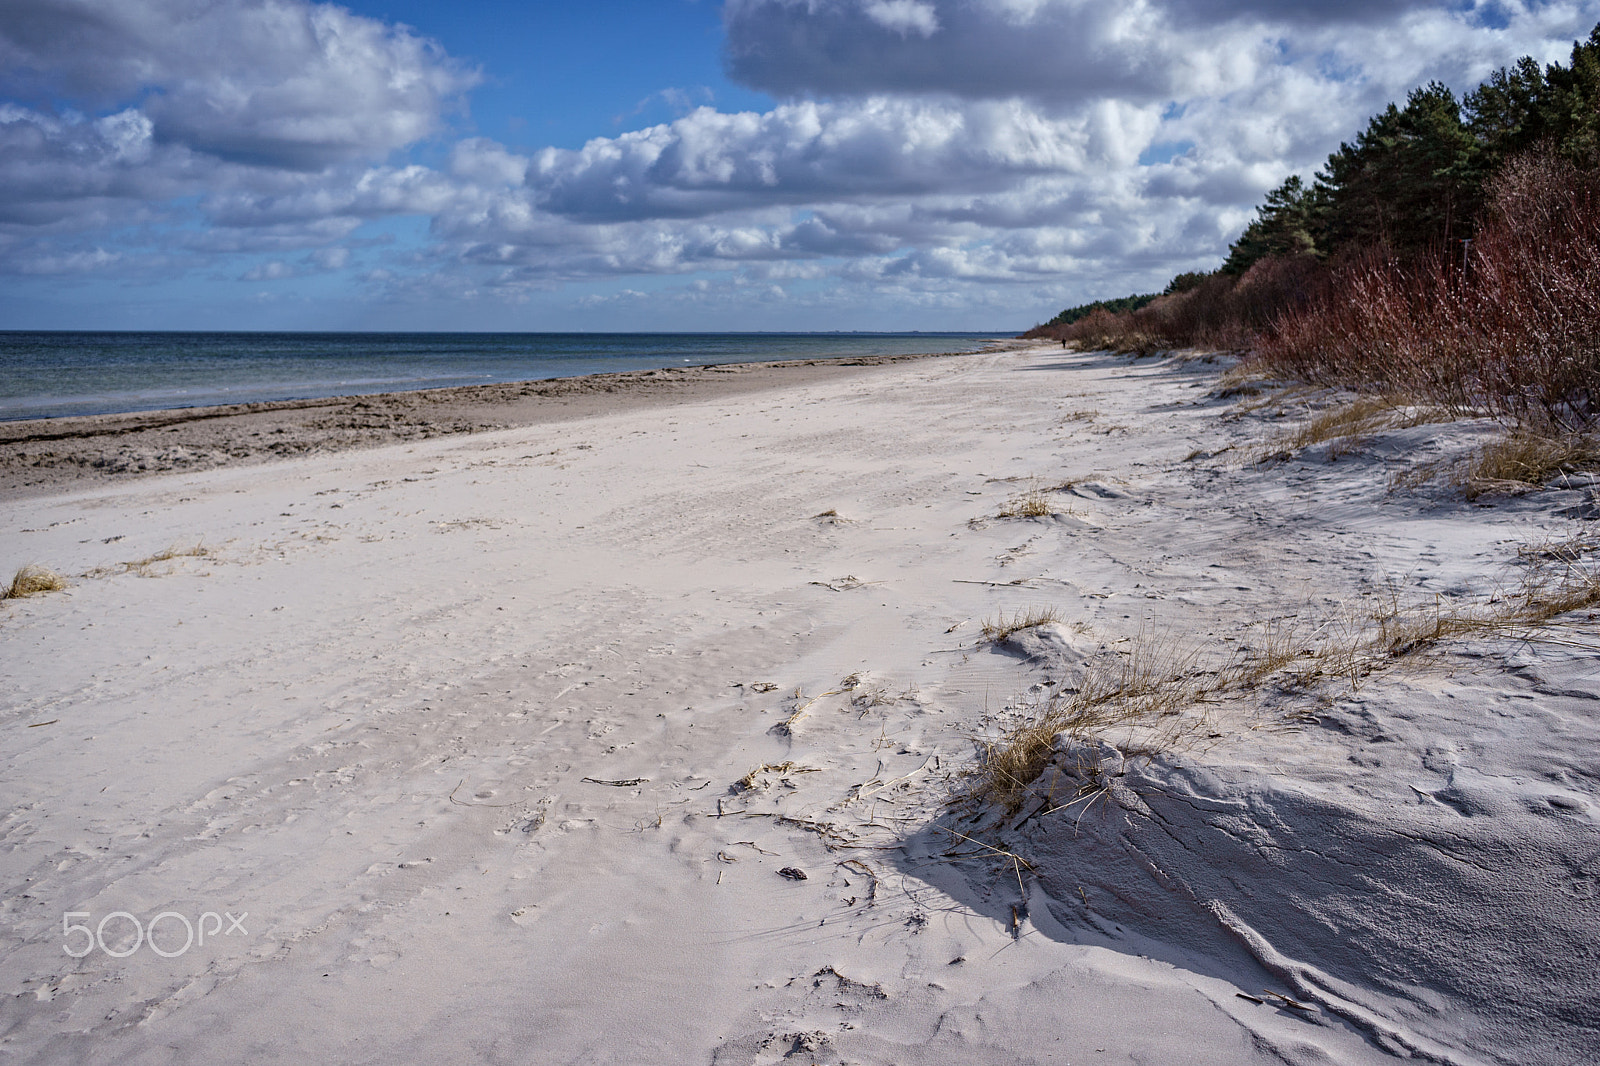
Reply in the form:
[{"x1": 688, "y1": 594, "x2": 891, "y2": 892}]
[{"x1": 0, "y1": 332, "x2": 1004, "y2": 421}]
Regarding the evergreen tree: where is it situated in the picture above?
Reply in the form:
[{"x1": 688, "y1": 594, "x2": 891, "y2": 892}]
[
  {"x1": 1464, "y1": 55, "x2": 1550, "y2": 166},
  {"x1": 1543, "y1": 25, "x2": 1600, "y2": 167},
  {"x1": 1221, "y1": 175, "x2": 1317, "y2": 275},
  {"x1": 1313, "y1": 82, "x2": 1481, "y2": 257},
  {"x1": 1466, "y1": 28, "x2": 1600, "y2": 170}
]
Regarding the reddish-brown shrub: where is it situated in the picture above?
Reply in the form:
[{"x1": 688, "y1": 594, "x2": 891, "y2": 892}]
[
  {"x1": 1254, "y1": 150, "x2": 1600, "y2": 430},
  {"x1": 1050, "y1": 254, "x2": 1323, "y2": 354}
]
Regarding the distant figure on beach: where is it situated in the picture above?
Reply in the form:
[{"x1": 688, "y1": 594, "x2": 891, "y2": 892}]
[{"x1": 1061, "y1": 339, "x2": 1067, "y2": 348}]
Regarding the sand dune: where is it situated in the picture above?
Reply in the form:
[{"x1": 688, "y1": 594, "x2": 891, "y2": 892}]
[{"x1": 2, "y1": 345, "x2": 1595, "y2": 1064}]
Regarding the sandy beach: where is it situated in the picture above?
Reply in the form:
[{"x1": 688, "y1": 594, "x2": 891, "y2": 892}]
[
  {"x1": 2, "y1": 343, "x2": 1597, "y2": 1065},
  {"x1": 0, "y1": 349, "x2": 982, "y2": 499}
]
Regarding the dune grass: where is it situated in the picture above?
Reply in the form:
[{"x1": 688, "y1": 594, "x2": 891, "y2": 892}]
[
  {"x1": 971, "y1": 552, "x2": 1600, "y2": 812},
  {"x1": 1390, "y1": 430, "x2": 1598, "y2": 497},
  {"x1": 973, "y1": 634, "x2": 1209, "y2": 810},
  {"x1": 3, "y1": 564, "x2": 68, "y2": 600},
  {"x1": 1254, "y1": 393, "x2": 1453, "y2": 464},
  {"x1": 87, "y1": 542, "x2": 213, "y2": 578},
  {"x1": 980, "y1": 607, "x2": 1064, "y2": 643},
  {"x1": 1458, "y1": 433, "x2": 1596, "y2": 498},
  {"x1": 995, "y1": 488, "x2": 1054, "y2": 518}
]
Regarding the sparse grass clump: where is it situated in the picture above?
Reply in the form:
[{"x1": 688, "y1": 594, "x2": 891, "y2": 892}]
[
  {"x1": 4, "y1": 565, "x2": 68, "y2": 599},
  {"x1": 1288, "y1": 396, "x2": 1398, "y2": 448},
  {"x1": 972, "y1": 551, "x2": 1600, "y2": 812},
  {"x1": 1458, "y1": 433, "x2": 1595, "y2": 498},
  {"x1": 974, "y1": 635, "x2": 1209, "y2": 810},
  {"x1": 1256, "y1": 394, "x2": 1452, "y2": 463},
  {"x1": 995, "y1": 489, "x2": 1054, "y2": 518},
  {"x1": 88, "y1": 542, "x2": 212, "y2": 578},
  {"x1": 1390, "y1": 431, "x2": 1597, "y2": 497},
  {"x1": 981, "y1": 607, "x2": 1063, "y2": 643}
]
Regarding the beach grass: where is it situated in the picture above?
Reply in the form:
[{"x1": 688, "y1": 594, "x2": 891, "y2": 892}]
[
  {"x1": 4, "y1": 564, "x2": 68, "y2": 599},
  {"x1": 973, "y1": 546, "x2": 1600, "y2": 812},
  {"x1": 995, "y1": 487, "x2": 1055, "y2": 518},
  {"x1": 980, "y1": 607, "x2": 1064, "y2": 643}
]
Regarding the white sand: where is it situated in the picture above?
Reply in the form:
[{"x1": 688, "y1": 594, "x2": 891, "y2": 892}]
[{"x1": 2, "y1": 345, "x2": 1596, "y2": 1064}]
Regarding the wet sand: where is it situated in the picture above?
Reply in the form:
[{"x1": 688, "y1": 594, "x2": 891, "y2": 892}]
[{"x1": 0, "y1": 347, "x2": 1005, "y2": 499}]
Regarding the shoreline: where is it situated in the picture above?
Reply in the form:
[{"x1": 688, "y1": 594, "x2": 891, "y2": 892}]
[{"x1": 0, "y1": 343, "x2": 1021, "y2": 499}]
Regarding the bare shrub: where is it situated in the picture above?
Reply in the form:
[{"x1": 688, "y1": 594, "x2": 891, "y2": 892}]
[
  {"x1": 1253, "y1": 150, "x2": 1600, "y2": 433},
  {"x1": 1044, "y1": 255, "x2": 1323, "y2": 354}
]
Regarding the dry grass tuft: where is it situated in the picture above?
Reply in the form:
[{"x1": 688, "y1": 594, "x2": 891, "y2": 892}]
[
  {"x1": 973, "y1": 635, "x2": 1209, "y2": 811},
  {"x1": 1256, "y1": 394, "x2": 1450, "y2": 463},
  {"x1": 1220, "y1": 618, "x2": 1314, "y2": 688},
  {"x1": 4, "y1": 564, "x2": 68, "y2": 599},
  {"x1": 735, "y1": 761, "x2": 821, "y2": 792},
  {"x1": 981, "y1": 607, "x2": 1064, "y2": 643},
  {"x1": 1458, "y1": 433, "x2": 1595, "y2": 498},
  {"x1": 1215, "y1": 362, "x2": 1279, "y2": 396},
  {"x1": 1288, "y1": 396, "x2": 1397, "y2": 447},
  {"x1": 89, "y1": 542, "x2": 213, "y2": 578},
  {"x1": 1390, "y1": 431, "x2": 1597, "y2": 498},
  {"x1": 774, "y1": 685, "x2": 846, "y2": 737},
  {"x1": 995, "y1": 488, "x2": 1055, "y2": 518}
]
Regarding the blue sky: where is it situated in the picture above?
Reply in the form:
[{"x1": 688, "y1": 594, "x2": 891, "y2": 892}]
[
  {"x1": 345, "y1": 1, "x2": 774, "y2": 149},
  {"x1": 1, "y1": 0, "x2": 1597, "y2": 331}
]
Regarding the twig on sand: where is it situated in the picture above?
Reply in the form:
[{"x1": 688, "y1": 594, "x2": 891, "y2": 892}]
[
  {"x1": 777, "y1": 814, "x2": 854, "y2": 847},
  {"x1": 835, "y1": 858, "x2": 880, "y2": 906},
  {"x1": 849, "y1": 755, "x2": 937, "y2": 803},
  {"x1": 933, "y1": 824, "x2": 1034, "y2": 900},
  {"x1": 953, "y1": 578, "x2": 1041, "y2": 587},
  {"x1": 736, "y1": 761, "x2": 822, "y2": 791},
  {"x1": 448, "y1": 779, "x2": 525, "y2": 807},
  {"x1": 776, "y1": 687, "x2": 844, "y2": 736},
  {"x1": 1262, "y1": 990, "x2": 1317, "y2": 1012},
  {"x1": 582, "y1": 776, "x2": 648, "y2": 787},
  {"x1": 810, "y1": 575, "x2": 882, "y2": 592}
]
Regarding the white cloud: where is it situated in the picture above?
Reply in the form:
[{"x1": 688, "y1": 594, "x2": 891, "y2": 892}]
[
  {"x1": 241, "y1": 259, "x2": 295, "y2": 281},
  {"x1": 863, "y1": 1, "x2": 941, "y2": 37},
  {"x1": 2, "y1": 0, "x2": 1598, "y2": 322},
  {"x1": 521, "y1": 99, "x2": 1106, "y2": 223},
  {"x1": 0, "y1": 0, "x2": 476, "y2": 170},
  {"x1": 308, "y1": 245, "x2": 349, "y2": 270}
]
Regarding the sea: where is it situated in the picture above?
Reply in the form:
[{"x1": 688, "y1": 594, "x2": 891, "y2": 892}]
[{"x1": 0, "y1": 331, "x2": 1007, "y2": 422}]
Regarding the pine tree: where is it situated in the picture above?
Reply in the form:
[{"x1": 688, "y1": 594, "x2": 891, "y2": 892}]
[
  {"x1": 1314, "y1": 82, "x2": 1481, "y2": 257},
  {"x1": 1221, "y1": 175, "x2": 1317, "y2": 275}
]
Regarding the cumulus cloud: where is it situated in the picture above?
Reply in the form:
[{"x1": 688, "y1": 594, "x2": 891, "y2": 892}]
[
  {"x1": 524, "y1": 99, "x2": 1110, "y2": 222},
  {"x1": 0, "y1": 0, "x2": 476, "y2": 170},
  {"x1": 863, "y1": 1, "x2": 941, "y2": 37},
  {"x1": 2, "y1": 0, "x2": 1597, "y2": 323},
  {"x1": 0, "y1": 0, "x2": 476, "y2": 275},
  {"x1": 241, "y1": 259, "x2": 295, "y2": 281},
  {"x1": 723, "y1": 0, "x2": 1225, "y2": 102},
  {"x1": 723, "y1": 0, "x2": 1592, "y2": 109},
  {"x1": 0, "y1": 105, "x2": 167, "y2": 225}
]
